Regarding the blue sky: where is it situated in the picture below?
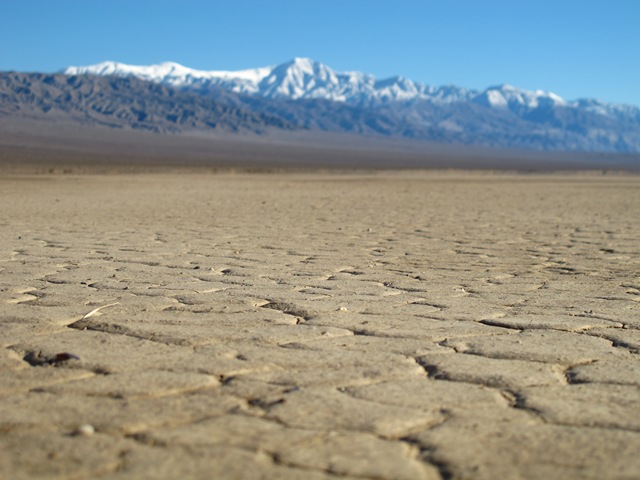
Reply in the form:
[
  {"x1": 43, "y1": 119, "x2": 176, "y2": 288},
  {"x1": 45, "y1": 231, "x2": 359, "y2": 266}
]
[{"x1": 2, "y1": 0, "x2": 638, "y2": 106}]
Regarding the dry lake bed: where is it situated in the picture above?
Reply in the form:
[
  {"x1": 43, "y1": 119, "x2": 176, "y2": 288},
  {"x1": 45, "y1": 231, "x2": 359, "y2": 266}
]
[{"x1": 1, "y1": 171, "x2": 639, "y2": 479}]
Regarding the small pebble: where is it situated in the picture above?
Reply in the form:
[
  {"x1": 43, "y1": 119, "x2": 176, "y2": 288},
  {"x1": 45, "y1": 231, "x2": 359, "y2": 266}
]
[{"x1": 75, "y1": 424, "x2": 95, "y2": 436}]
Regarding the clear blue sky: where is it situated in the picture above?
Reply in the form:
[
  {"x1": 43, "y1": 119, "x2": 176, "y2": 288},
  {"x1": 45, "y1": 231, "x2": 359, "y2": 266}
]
[{"x1": 2, "y1": 0, "x2": 638, "y2": 106}]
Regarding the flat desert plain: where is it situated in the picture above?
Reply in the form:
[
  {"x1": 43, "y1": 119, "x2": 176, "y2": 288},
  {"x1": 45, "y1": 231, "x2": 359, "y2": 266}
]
[{"x1": 1, "y1": 170, "x2": 640, "y2": 479}]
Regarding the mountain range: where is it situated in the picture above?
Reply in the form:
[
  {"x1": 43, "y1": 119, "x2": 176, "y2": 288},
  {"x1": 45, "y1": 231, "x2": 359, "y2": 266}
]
[{"x1": 2, "y1": 58, "x2": 639, "y2": 153}]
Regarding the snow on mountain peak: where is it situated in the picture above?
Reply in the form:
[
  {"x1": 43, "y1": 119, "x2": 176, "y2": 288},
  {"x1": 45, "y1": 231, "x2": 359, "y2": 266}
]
[
  {"x1": 63, "y1": 58, "x2": 479, "y2": 104},
  {"x1": 65, "y1": 60, "x2": 195, "y2": 86},
  {"x1": 288, "y1": 57, "x2": 317, "y2": 71},
  {"x1": 473, "y1": 84, "x2": 568, "y2": 110},
  {"x1": 63, "y1": 58, "x2": 587, "y2": 111}
]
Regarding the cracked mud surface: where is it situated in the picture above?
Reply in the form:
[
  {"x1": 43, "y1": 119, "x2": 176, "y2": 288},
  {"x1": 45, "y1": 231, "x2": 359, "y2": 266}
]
[{"x1": 1, "y1": 171, "x2": 639, "y2": 479}]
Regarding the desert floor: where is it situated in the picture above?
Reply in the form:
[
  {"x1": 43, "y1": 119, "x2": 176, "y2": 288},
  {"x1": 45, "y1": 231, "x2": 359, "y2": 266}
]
[{"x1": 1, "y1": 170, "x2": 639, "y2": 479}]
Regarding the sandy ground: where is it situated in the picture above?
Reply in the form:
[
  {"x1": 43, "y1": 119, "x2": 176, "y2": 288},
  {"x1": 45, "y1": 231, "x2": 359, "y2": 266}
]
[{"x1": 1, "y1": 171, "x2": 639, "y2": 479}]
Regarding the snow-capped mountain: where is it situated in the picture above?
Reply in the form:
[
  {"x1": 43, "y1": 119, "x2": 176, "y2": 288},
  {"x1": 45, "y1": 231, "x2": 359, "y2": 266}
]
[
  {"x1": 65, "y1": 57, "x2": 638, "y2": 123},
  {"x1": 4, "y1": 58, "x2": 638, "y2": 153},
  {"x1": 472, "y1": 84, "x2": 566, "y2": 110},
  {"x1": 64, "y1": 57, "x2": 477, "y2": 105}
]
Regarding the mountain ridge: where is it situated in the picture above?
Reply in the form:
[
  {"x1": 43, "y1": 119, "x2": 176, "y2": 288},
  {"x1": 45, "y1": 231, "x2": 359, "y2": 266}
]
[
  {"x1": 64, "y1": 57, "x2": 637, "y2": 112},
  {"x1": 1, "y1": 58, "x2": 638, "y2": 153},
  {"x1": 0, "y1": 71, "x2": 295, "y2": 134}
]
